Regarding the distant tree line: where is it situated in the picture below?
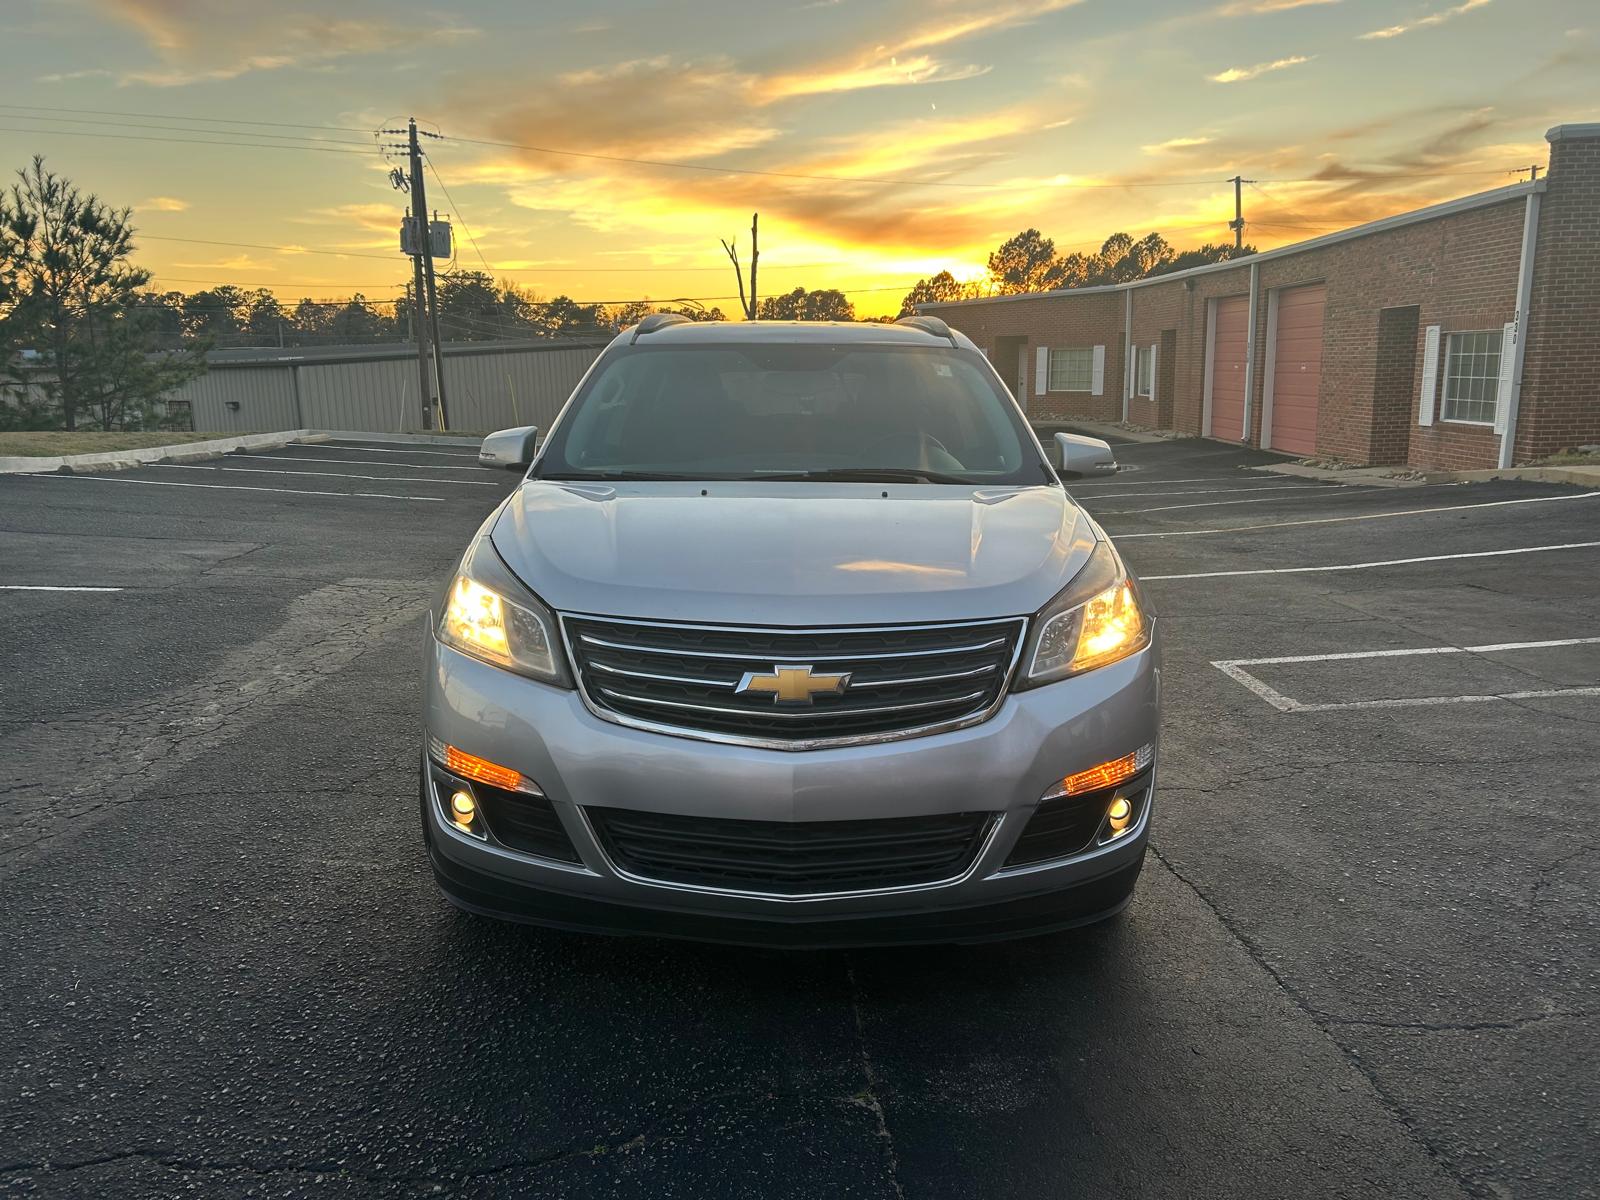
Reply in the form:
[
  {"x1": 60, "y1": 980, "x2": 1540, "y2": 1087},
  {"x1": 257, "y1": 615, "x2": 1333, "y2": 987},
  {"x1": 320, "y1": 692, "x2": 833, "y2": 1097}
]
[{"x1": 896, "y1": 229, "x2": 1257, "y2": 317}]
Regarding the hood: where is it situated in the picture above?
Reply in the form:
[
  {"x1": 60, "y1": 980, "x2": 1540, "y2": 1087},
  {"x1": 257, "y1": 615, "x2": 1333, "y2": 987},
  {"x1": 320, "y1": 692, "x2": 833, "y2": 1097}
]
[{"x1": 491, "y1": 481, "x2": 1096, "y2": 626}]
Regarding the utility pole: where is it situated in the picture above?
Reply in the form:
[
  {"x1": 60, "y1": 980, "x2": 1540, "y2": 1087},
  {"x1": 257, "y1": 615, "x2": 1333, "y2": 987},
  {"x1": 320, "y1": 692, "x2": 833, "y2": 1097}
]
[
  {"x1": 407, "y1": 117, "x2": 451, "y2": 430},
  {"x1": 1229, "y1": 175, "x2": 1245, "y2": 250}
]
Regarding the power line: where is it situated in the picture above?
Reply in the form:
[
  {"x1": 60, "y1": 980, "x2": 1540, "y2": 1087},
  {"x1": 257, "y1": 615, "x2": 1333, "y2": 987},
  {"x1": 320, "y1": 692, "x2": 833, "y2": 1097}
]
[
  {"x1": 0, "y1": 112, "x2": 372, "y2": 148},
  {"x1": 424, "y1": 155, "x2": 494, "y2": 276},
  {"x1": 0, "y1": 124, "x2": 373, "y2": 155},
  {"x1": 0, "y1": 102, "x2": 374, "y2": 134}
]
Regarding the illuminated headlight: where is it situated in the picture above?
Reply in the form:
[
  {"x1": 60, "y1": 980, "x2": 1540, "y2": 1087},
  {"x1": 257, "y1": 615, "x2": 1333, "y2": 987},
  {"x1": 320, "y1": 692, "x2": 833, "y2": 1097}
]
[
  {"x1": 1019, "y1": 540, "x2": 1150, "y2": 687},
  {"x1": 437, "y1": 539, "x2": 570, "y2": 686}
]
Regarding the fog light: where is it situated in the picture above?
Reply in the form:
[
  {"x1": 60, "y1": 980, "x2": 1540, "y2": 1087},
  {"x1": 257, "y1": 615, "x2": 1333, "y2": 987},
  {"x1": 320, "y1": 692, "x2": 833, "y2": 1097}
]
[
  {"x1": 1106, "y1": 796, "x2": 1133, "y2": 836},
  {"x1": 449, "y1": 790, "x2": 477, "y2": 827}
]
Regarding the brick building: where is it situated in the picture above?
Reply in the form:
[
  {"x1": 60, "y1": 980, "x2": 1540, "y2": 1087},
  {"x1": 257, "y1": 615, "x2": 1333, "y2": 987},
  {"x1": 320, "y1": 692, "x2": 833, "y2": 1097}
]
[{"x1": 921, "y1": 123, "x2": 1600, "y2": 471}]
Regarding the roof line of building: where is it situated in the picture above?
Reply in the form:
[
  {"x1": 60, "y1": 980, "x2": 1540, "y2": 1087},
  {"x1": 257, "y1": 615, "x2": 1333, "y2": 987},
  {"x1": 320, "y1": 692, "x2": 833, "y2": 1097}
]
[{"x1": 919, "y1": 179, "x2": 1543, "y2": 311}]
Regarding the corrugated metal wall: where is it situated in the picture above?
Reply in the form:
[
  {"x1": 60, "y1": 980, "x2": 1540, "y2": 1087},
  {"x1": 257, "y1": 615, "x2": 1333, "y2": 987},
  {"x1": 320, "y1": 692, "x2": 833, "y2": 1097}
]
[{"x1": 175, "y1": 342, "x2": 603, "y2": 434}]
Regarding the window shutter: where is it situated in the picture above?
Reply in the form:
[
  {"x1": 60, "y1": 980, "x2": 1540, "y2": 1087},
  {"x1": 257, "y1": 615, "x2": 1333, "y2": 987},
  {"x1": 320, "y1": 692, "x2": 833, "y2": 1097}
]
[
  {"x1": 1149, "y1": 343, "x2": 1158, "y2": 398},
  {"x1": 1494, "y1": 321, "x2": 1515, "y2": 435},
  {"x1": 1091, "y1": 345, "x2": 1106, "y2": 395},
  {"x1": 1418, "y1": 325, "x2": 1440, "y2": 427},
  {"x1": 1035, "y1": 346, "x2": 1049, "y2": 396},
  {"x1": 1126, "y1": 343, "x2": 1136, "y2": 399}
]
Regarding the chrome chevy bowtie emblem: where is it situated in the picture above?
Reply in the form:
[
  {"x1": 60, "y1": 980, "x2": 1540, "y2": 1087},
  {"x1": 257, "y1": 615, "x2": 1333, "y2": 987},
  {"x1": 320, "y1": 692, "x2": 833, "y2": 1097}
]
[{"x1": 735, "y1": 664, "x2": 852, "y2": 705}]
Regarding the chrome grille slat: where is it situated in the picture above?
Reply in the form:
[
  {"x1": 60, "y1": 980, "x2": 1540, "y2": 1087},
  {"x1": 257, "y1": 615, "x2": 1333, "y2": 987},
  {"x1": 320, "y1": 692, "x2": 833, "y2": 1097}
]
[
  {"x1": 596, "y1": 687, "x2": 989, "y2": 720},
  {"x1": 577, "y1": 632, "x2": 1009, "y2": 663},
  {"x1": 564, "y1": 615, "x2": 1027, "y2": 748}
]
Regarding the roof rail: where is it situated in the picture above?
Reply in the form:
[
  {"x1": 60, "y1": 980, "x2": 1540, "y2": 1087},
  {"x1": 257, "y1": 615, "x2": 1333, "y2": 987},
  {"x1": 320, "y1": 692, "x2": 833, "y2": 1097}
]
[
  {"x1": 894, "y1": 314, "x2": 957, "y2": 346},
  {"x1": 629, "y1": 312, "x2": 694, "y2": 343}
]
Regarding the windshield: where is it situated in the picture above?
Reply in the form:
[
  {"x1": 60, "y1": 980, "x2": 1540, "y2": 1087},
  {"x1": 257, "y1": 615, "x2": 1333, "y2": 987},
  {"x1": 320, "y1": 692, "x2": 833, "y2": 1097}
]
[{"x1": 533, "y1": 343, "x2": 1051, "y2": 485}]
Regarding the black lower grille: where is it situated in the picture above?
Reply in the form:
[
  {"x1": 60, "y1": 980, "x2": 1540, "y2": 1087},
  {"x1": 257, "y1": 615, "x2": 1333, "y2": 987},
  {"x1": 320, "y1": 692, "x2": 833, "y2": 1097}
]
[
  {"x1": 472, "y1": 784, "x2": 582, "y2": 863},
  {"x1": 588, "y1": 808, "x2": 993, "y2": 895},
  {"x1": 563, "y1": 615, "x2": 1025, "y2": 747},
  {"x1": 1004, "y1": 777, "x2": 1150, "y2": 868}
]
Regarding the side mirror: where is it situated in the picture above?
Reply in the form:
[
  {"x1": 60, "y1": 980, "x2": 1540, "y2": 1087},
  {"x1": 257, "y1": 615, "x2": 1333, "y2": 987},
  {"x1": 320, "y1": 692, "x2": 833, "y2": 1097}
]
[
  {"x1": 479, "y1": 425, "x2": 539, "y2": 471},
  {"x1": 1053, "y1": 432, "x2": 1119, "y2": 478}
]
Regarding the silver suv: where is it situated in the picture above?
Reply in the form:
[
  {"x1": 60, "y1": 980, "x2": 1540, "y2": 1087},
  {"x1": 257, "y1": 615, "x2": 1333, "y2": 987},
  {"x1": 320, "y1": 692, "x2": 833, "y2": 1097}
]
[{"x1": 422, "y1": 316, "x2": 1159, "y2": 946}]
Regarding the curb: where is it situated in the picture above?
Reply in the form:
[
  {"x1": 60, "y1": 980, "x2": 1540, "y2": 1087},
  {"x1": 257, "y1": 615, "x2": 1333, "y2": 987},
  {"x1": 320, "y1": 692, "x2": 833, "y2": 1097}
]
[
  {"x1": 1422, "y1": 464, "x2": 1600, "y2": 486},
  {"x1": 1250, "y1": 462, "x2": 1427, "y2": 488},
  {"x1": 314, "y1": 430, "x2": 486, "y2": 448},
  {"x1": 0, "y1": 430, "x2": 329, "y2": 475}
]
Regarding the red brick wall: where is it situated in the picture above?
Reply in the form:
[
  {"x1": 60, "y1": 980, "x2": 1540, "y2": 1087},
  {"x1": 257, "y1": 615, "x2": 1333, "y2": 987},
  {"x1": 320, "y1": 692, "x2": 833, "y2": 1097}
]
[
  {"x1": 925, "y1": 181, "x2": 1556, "y2": 470},
  {"x1": 1519, "y1": 125, "x2": 1600, "y2": 462}
]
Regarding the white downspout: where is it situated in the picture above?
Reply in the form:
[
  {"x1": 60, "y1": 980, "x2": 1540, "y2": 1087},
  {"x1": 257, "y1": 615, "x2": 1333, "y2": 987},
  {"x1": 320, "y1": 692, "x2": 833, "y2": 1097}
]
[
  {"x1": 1498, "y1": 190, "x2": 1542, "y2": 469},
  {"x1": 1122, "y1": 288, "x2": 1132, "y2": 424},
  {"x1": 1241, "y1": 262, "x2": 1260, "y2": 442}
]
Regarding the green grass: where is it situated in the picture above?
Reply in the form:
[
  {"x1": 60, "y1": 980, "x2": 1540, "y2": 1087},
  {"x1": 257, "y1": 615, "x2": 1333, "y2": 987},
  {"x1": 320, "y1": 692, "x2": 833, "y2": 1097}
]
[{"x1": 0, "y1": 431, "x2": 240, "y2": 458}]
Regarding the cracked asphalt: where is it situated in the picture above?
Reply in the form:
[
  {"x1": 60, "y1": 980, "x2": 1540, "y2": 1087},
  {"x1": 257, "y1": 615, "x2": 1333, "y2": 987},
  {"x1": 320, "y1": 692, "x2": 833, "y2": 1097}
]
[{"x1": 1, "y1": 436, "x2": 1595, "y2": 1198}]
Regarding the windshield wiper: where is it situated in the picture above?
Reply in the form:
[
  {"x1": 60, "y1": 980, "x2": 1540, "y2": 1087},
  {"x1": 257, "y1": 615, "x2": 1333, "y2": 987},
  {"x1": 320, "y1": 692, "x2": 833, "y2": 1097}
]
[
  {"x1": 538, "y1": 470, "x2": 713, "y2": 482},
  {"x1": 746, "y1": 467, "x2": 973, "y2": 485}
]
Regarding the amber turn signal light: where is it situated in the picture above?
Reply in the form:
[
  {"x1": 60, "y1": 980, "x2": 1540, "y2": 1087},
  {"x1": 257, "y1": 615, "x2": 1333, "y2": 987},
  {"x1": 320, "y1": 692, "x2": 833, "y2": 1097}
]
[
  {"x1": 1056, "y1": 743, "x2": 1154, "y2": 797},
  {"x1": 429, "y1": 737, "x2": 523, "y2": 792}
]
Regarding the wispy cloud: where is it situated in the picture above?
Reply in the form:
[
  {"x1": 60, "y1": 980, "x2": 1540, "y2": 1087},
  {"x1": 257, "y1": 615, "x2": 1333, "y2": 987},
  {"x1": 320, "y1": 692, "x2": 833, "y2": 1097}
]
[
  {"x1": 1209, "y1": 55, "x2": 1313, "y2": 82},
  {"x1": 1359, "y1": 0, "x2": 1491, "y2": 40},
  {"x1": 1142, "y1": 135, "x2": 1214, "y2": 153},
  {"x1": 94, "y1": 0, "x2": 478, "y2": 86},
  {"x1": 139, "y1": 195, "x2": 189, "y2": 212},
  {"x1": 38, "y1": 67, "x2": 114, "y2": 83},
  {"x1": 1211, "y1": 0, "x2": 1339, "y2": 15}
]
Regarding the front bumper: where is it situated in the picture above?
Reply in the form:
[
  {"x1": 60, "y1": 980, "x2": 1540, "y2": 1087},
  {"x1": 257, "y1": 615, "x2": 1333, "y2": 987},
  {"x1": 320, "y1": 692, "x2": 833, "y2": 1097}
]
[{"x1": 422, "y1": 627, "x2": 1160, "y2": 946}]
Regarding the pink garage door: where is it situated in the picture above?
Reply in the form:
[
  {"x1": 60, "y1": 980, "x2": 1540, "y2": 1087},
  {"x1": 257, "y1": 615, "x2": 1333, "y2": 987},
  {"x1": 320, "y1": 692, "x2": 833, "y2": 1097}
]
[
  {"x1": 1207, "y1": 295, "x2": 1249, "y2": 440},
  {"x1": 1268, "y1": 284, "x2": 1325, "y2": 456}
]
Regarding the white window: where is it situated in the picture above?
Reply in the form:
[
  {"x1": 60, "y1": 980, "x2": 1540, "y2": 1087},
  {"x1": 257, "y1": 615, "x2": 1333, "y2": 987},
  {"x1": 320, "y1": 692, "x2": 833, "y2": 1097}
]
[
  {"x1": 1440, "y1": 330, "x2": 1503, "y2": 425},
  {"x1": 1135, "y1": 345, "x2": 1154, "y2": 398},
  {"x1": 1048, "y1": 347, "x2": 1094, "y2": 392}
]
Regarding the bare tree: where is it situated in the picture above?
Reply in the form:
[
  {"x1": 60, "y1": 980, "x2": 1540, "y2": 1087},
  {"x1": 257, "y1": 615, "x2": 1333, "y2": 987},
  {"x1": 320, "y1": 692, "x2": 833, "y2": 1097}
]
[{"x1": 720, "y1": 212, "x2": 759, "y2": 320}]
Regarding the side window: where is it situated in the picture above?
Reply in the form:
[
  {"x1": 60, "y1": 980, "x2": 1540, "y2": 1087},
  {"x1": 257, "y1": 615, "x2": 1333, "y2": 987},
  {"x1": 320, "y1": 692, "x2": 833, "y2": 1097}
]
[
  {"x1": 1440, "y1": 331, "x2": 1503, "y2": 425},
  {"x1": 1048, "y1": 348, "x2": 1093, "y2": 392},
  {"x1": 1135, "y1": 345, "x2": 1154, "y2": 398}
]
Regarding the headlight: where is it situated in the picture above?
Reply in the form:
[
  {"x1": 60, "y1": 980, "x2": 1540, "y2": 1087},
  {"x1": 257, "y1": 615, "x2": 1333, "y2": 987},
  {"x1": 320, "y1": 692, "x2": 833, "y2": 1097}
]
[
  {"x1": 1017, "y1": 540, "x2": 1149, "y2": 688},
  {"x1": 437, "y1": 539, "x2": 570, "y2": 687}
]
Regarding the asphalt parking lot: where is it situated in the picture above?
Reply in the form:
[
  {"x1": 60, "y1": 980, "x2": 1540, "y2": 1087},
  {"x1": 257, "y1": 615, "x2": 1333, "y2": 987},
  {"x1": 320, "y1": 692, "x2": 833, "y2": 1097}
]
[{"x1": 1, "y1": 435, "x2": 1595, "y2": 1199}]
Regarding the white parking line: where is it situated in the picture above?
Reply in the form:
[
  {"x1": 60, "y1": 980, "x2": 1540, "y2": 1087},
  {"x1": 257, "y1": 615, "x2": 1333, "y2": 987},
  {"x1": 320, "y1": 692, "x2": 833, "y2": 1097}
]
[
  {"x1": 1213, "y1": 637, "x2": 1600, "y2": 713},
  {"x1": 31, "y1": 474, "x2": 446, "y2": 502},
  {"x1": 2, "y1": 584, "x2": 124, "y2": 592},
  {"x1": 1143, "y1": 541, "x2": 1600, "y2": 580},
  {"x1": 227, "y1": 453, "x2": 491, "y2": 473},
  {"x1": 1116, "y1": 491, "x2": 1599, "y2": 538},
  {"x1": 316, "y1": 444, "x2": 479, "y2": 458},
  {"x1": 150, "y1": 463, "x2": 499, "y2": 487},
  {"x1": 1074, "y1": 483, "x2": 1329, "y2": 500},
  {"x1": 1070, "y1": 475, "x2": 1294, "y2": 489},
  {"x1": 1096, "y1": 488, "x2": 1379, "y2": 515}
]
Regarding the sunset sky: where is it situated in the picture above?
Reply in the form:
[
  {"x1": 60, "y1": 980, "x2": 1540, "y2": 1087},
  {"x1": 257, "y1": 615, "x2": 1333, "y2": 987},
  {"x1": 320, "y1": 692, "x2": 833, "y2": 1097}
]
[{"x1": 1, "y1": 0, "x2": 1593, "y2": 318}]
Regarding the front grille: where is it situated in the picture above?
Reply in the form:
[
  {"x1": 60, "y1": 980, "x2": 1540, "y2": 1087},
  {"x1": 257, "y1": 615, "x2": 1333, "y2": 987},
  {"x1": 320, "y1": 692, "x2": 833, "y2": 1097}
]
[
  {"x1": 1004, "y1": 776, "x2": 1151, "y2": 868},
  {"x1": 563, "y1": 615, "x2": 1025, "y2": 746},
  {"x1": 472, "y1": 783, "x2": 582, "y2": 863},
  {"x1": 588, "y1": 808, "x2": 993, "y2": 895}
]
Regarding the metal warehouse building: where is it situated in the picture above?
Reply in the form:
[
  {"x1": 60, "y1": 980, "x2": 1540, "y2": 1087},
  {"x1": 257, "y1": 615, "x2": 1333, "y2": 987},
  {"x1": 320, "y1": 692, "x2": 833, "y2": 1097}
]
[
  {"x1": 922, "y1": 122, "x2": 1600, "y2": 471},
  {"x1": 173, "y1": 338, "x2": 606, "y2": 435}
]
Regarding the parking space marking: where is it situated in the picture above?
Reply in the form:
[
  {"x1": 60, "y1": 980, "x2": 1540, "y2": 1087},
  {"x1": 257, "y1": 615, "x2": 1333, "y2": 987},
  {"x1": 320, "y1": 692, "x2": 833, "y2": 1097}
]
[
  {"x1": 1213, "y1": 637, "x2": 1600, "y2": 713},
  {"x1": 313, "y1": 444, "x2": 479, "y2": 458},
  {"x1": 1116, "y1": 490, "x2": 1599, "y2": 538},
  {"x1": 1096, "y1": 488, "x2": 1384, "y2": 515},
  {"x1": 1074, "y1": 484, "x2": 1329, "y2": 500},
  {"x1": 1070, "y1": 476, "x2": 1307, "y2": 489},
  {"x1": 150, "y1": 463, "x2": 500, "y2": 487},
  {"x1": 1143, "y1": 540, "x2": 1600, "y2": 580},
  {"x1": 227, "y1": 453, "x2": 492, "y2": 473},
  {"x1": 30, "y1": 474, "x2": 447, "y2": 503},
  {"x1": 1, "y1": 584, "x2": 124, "y2": 592}
]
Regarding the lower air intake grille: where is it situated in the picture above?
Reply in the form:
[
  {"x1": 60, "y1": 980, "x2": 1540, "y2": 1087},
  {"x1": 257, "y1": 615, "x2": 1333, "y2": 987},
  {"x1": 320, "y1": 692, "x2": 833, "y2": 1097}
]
[
  {"x1": 588, "y1": 808, "x2": 993, "y2": 895},
  {"x1": 1004, "y1": 776, "x2": 1150, "y2": 868},
  {"x1": 472, "y1": 784, "x2": 582, "y2": 863}
]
